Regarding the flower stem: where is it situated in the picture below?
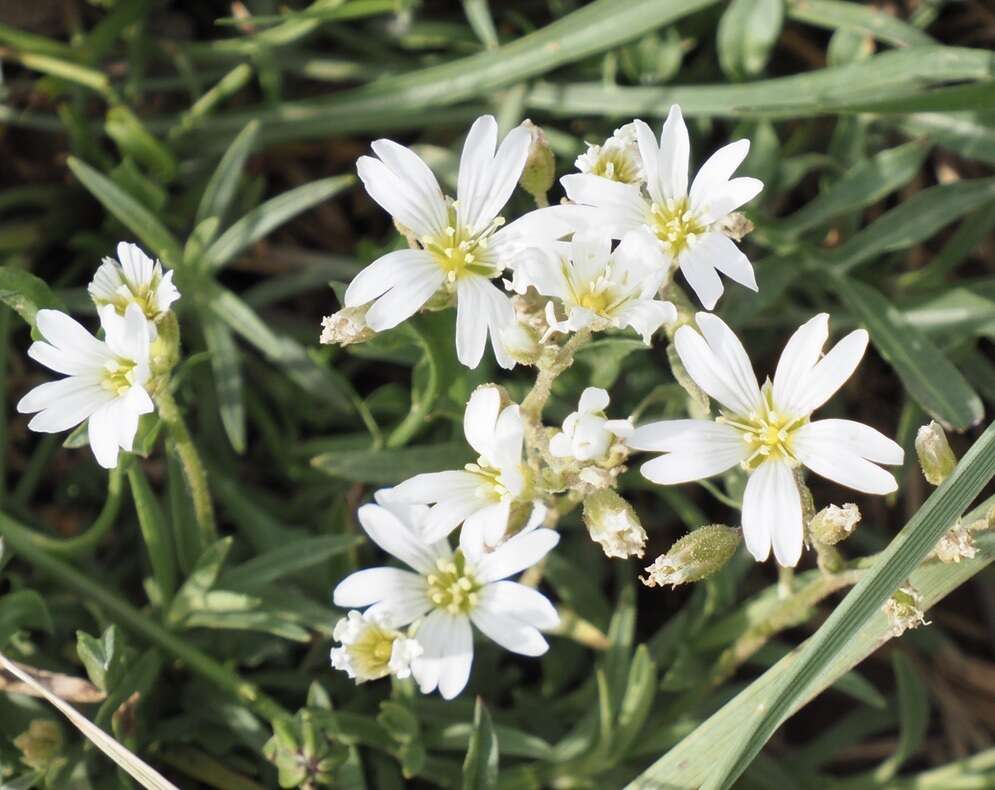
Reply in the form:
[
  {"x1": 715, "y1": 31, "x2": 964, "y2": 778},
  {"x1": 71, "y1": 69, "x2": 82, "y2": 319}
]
[
  {"x1": 155, "y1": 387, "x2": 217, "y2": 546},
  {"x1": 0, "y1": 510, "x2": 290, "y2": 724}
]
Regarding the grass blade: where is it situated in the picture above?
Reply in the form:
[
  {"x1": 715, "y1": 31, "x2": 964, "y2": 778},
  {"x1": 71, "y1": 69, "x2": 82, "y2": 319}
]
[
  {"x1": 202, "y1": 312, "x2": 246, "y2": 453},
  {"x1": 195, "y1": 119, "x2": 260, "y2": 228}
]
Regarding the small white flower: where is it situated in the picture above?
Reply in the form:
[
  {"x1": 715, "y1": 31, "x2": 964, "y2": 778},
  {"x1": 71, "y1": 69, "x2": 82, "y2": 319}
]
[
  {"x1": 575, "y1": 123, "x2": 644, "y2": 185},
  {"x1": 550, "y1": 387, "x2": 632, "y2": 463},
  {"x1": 88, "y1": 242, "x2": 180, "y2": 323},
  {"x1": 346, "y1": 115, "x2": 538, "y2": 370},
  {"x1": 515, "y1": 231, "x2": 677, "y2": 344},
  {"x1": 17, "y1": 305, "x2": 154, "y2": 469},
  {"x1": 560, "y1": 105, "x2": 763, "y2": 310},
  {"x1": 392, "y1": 386, "x2": 533, "y2": 546},
  {"x1": 628, "y1": 312, "x2": 904, "y2": 567},
  {"x1": 332, "y1": 496, "x2": 560, "y2": 699},
  {"x1": 330, "y1": 609, "x2": 423, "y2": 683}
]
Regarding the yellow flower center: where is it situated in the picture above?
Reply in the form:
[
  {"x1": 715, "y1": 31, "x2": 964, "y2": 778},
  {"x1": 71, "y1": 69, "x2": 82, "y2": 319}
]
[
  {"x1": 650, "y1": 197, "x2": 707, "y2": 258},
  {"x1": 578, "y1": 288, "x2": 614, "y2": 314},
  {"x1": 101, "y1": 359, "x2": 138, "y2": 396},
  {"x1": 589, "y1": 149, "x2": 641, "y2": 185},
  {"x1": 426, "y1": 553, "x2": 481, "y2": 615},
  {"x1": 718, "y1": 384, "x2": 808, "y2": 472},
  {"x1": 98, "y1": 277, "x2": 163, "y2": 321},
  {"x1": 347, "y1": 623, "x2": 402, "y2": 680},
  {"x1": 420, "y1": 204, "x2": 504, "y2": 285}
]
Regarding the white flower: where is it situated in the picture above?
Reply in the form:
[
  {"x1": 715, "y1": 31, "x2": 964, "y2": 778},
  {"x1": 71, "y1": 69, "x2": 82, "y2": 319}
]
[
  {"x1": 345, "y1": 115, "x2": 536, "y2": 370},
  {"x1": 88, "y1": 242, "x2": 180, "y2": 322},
  {"x1": 575, "y1": 123, "x2": 643, "y2": 185},
  {"x1": 332, "y1": 496, "x2": 560, "y2": 699},
  {"x1": 515, "y1": 231, "x2": 677, "y2": 344},
  {"x1": 550, "y1": 387, "x2": 632, "y2": 462},
  {"x1": 627, "y1": 312, "x2": 904, "y2": 567},
  {"x1": 330, "y1": 609, "x2": 422, "y2": 683},
  {"x1": 17, "y1": 305, "x2": 154, "y2": 469},
  {"x1": 392, "y1": 386, "x2": 534, "y2": 546},
  {"x1": 560, "y1": 105, "x2": 763, "y2": 310}
]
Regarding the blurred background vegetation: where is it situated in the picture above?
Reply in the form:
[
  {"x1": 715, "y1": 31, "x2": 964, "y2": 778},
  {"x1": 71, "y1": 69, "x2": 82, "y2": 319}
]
[{"x1": 1, "y1": 0, "x2": 995, "y2": 787}]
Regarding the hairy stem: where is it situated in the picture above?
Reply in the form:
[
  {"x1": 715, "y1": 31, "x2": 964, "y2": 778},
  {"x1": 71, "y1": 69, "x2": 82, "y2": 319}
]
[{"x1": 155, "y1": 388, "x2": 217, "y2": 546}]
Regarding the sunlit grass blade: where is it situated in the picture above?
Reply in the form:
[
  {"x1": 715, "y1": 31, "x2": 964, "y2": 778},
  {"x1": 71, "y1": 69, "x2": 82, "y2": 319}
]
[
  {"x1": 202, "y1": 313, "x2": 246, "y2": 453},
  {"x1": 195, "y1": 120, "x2": 260, "y2": 228}
]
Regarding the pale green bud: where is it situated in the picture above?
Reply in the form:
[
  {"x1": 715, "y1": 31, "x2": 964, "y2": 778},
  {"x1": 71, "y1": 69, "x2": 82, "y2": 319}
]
[
  {"x1": 582, "y1": 489, "x2": 646, "y2": 559},
  {"x1": 499, "y1": 321, "x2": 542, "y2": 366},
  {"x1": 518, "y1": 120, "x2": 556, "y2": 203},
  {"x1": 916, "y1": 420, "x2": 957, "y2": 486},
  {"x1": 320, "y1": 305, "x2": 376, "y2": 348},
  {"x1": 884, "y1": 583, "x2": 929, "y2": 639},
  {"x1": 809, "y1": 503, "x2": 861, "y2": 546},
  {"x1": 641, "y1": 525, "x2": 741, "y2": 588}
]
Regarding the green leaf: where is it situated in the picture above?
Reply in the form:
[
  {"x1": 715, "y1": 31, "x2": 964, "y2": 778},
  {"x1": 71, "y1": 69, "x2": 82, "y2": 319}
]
[
  {"x1": 611, "y1": 645, "x2": 658, "y2": 761},
  {"x1": 219, "y1": 534, "x2": 362, "y2": 590},
  {"x1": 0, "y1": 590, "x2": 53, "y2": 648},
  {"x1": 698, "y1": 423, "x2": 995, "y2": 789},
  {"x1": 829, "y1": 272, "x2": 983, "y2": 430},
  {"x1": 775, "y1": 140, "x2": 930, "y2": 238},
  {"x1": 873, "y1": 652, "x2": 929, "y2": 781},
  {"x1": 834, "y1": 177, "x2": 995, "y2": 272},
  {"x1": 717, "y1": 0, "x2": 784, "y2": 80},
  {"x1": 127, "y1": 465, "x2": 178, "y2": 606},
  {"x1": 203, "y1": 175, "x2": 354, "y2": 271},
  {"x1": 787, "y1": 0, "x2": 934, "y2": 48},
  {"x1": 168, "y1": 537, "x2": 233, "y2": 625},
  {"x1": 105, "y1": 105, "x2": 177, "y2": 182},
  {"x1": 312, "y1": 442, "x2": 473, "y2": 484},
  {"x1": 0, "y1": 266, "x2": 65, "y2": 329},
  {"x1": 195, "y1": 120, "x2": 260, "y2": 229},
  {"x1": 76, "y1": 626, "x2": 129, "y2": 694},
  {"x1": 462, "y1": 698, "x2": 498, "y2": 790},
  {"x1": 67, "y1": 156, "x2": 183, "y2": 268},
  {"x1": 202, "y1": 314, "x2": 246, "y2": 453}
]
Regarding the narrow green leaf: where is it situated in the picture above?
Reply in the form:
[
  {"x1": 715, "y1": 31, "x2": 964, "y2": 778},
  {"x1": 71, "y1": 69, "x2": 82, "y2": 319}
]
[
  {"x1": 462, "y1": 0, "x2": 499, "y2": 48},
  {"x1": 717, "y1": 0, "x2": 784, "y2": 80},
  {"x1": 195, "y1": 120, "x2": 260, "y2": 228},
  {"x1": 835, "y1": 177, "x2": 995, "y2": 272},
  {"x1": 787, "y1": 0, "x2": 934, "y2": 48},
  {"x1": 66, "y1": 157, "x2": 183, "y2": 268},
  {"x1": 202, "y1": 314, "x2": 246, "y2": 453},
  {"x1": 220, "y1": 534, "x2": 362, "y2": 590},
  {"x1": 127, "y1": 465, "x2": 178, "y2": 605},
  {"x1": 312, "y1": 442, "x2": 473, "y2": 484},
  {"x1": 203, "y1": 175, "x2": 354, "y2": 271},
  {"x1": 105, "y1": 106, "x2": 177, "y2": 182},
  {"x1": 700, "y1": 423, "x2": 995, "y2": 789},
  {"x1": 873, "y1": 653, "x2": 929, "y2": 781},
  {"x1": 611, "y1": 645, "x2": 658, "y2": 760},
  {"x1": 168, "y1": 537, "x2": 233, "y2": 625},
  {"x1": 0, "y1": 590, "x2": 52, "y2": 648},
  {"x1": 829, "y1": 272, "x2": 983, "y2": 430},
  {"x1": 776, "y1": 140, "x2": 930, "y2": 237},
  {"x1": 0, "y1": 266, "x2": 65, "y2": 329},
  {"x1": 462, "y1": 698, "x2": 498, "y2": 790}
]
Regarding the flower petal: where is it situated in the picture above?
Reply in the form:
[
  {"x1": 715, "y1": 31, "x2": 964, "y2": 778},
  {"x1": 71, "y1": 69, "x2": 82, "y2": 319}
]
[
  {"x1": 674, "y1": 316, "x2": 761, "y2": 414},
  {"x1": 413, "y1": 610, "x2": 474, "y2": 699},
  {"x1": 793, "y1": 329, "x2": 869, "y2": 415},
  {"x1": 87, "y1": 401, "x2": 122, "y2": 469},
  {"x1": 633, "y1": 118, "x2": 663, "y2": 205},
  {"x1": 462, "y1": 499, "x2": 510, "y2": 548},
  {"x1": 333, "y1": 567, "x2": 427, "y2": 609},
  {"x1": 678, "y1": 252, "x2": 724, "y2": 310},
  {"x1": 560, "y1": 174, "x2": 649, "y2": 238},
  {"x1": 657, "y1": 105, "x2": 690, "y2": 200},
  {"x1": 628, "y1": 418, "x2": 743, "y2": 453},
  {"x1": 356, "y1": 503, "x2": 444, "y2": 574},
  {"x1": 470, "y1": 607, "x2": 549, "y2": 657},
  {"x1": 699, "y1": 177, "x2": 764, "y2": 224},
  {"x1": 699, "y1": 233, "x2": 757, "y2": 292},
  {"x1": 474, "y1": 528, "x2": 559, "y2": 584},
  {"x1": 742, "y1": 460, "x2": 802, "y2": 567},
  {"x1": 464, "y1": 386, "x2": 501, "y2": 458},
  {"x1": 18, "y1": 376, "x2": 108, "y2": 428},
  {"x1": 344, "y1": 249, "x2": 439, "y2": 308},
  {"x1": 480, "y1": 580, "x2": 560, "y2": 630},
  {"x1": 772, "y1": 313, "x2": 829, "y2": 417},
  {"x1": 357, "y1": 152, "x2": 447, "y2": 239},
  {"x1": 33, "y1": 310, "x2": 107, "y2": 369},
  {"x1": 688, "y1": 139, "x2": 750, "y2": 213},
  {"x1": 578, "y1": 387, "x2": 610, "y2": 414},
  {"x1": 793, "y1": 421, "x2": 902, "y2": 495},
  {"x1": 364, "y1": 256, "x2": 445, "y2": 332},
  {"x1": 369, "y1": 138, "x2": 448, "y2": 234}
]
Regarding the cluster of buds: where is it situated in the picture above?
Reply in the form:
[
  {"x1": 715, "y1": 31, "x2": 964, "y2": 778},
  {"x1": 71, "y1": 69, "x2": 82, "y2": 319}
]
[
  {"x1": 549, "y1": 387, "x2": 633, "y2": 494},
  {"x1": 263, "y1": 711, "x2": 348, "y2": 789}
]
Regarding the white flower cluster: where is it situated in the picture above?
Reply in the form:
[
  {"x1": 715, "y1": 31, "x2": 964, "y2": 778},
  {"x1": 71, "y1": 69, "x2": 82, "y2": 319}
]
[{"x1": 18, "y1": 243, "x2": 180, "y2": 469}]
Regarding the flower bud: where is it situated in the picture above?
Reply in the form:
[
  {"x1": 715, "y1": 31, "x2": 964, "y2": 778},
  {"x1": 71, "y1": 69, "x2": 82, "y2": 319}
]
[
  {"x1": 14, "y1": 719, "x2": 63, "y2": 772},
  {"x1": 518, "y1": 120, "x2": 556, "y2": 203},
  {"x1": 884, "y1": 583, "x2": 929, "y2": 638},
  {"x1": 320, "y1": 305, "x2": 376, "y2": 347},
  {"x1": 809, "y1": 503, "x2": 861, "y2": 545},
  {"x1": 931, "y1": 520, "x2": 978, "y2": 564},
  {"x1": 499, "y1": 321, "x2": 542, "y2": 366},
  {"x1": 330, "y1": 610, "x2": 422, "y2": 683},
  {"x1": 641, "y1": 525, "x2": 741, "y2": 588},
  {"x1": 915, "y1": 421, "x2": 957, "y2": 486},
  {"x1": 582, "y1": 489, "x2": 646, "y2": 559}
]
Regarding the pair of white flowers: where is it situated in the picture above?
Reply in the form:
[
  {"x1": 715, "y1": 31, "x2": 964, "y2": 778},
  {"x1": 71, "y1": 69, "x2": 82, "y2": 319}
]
[
  {"x1": 345, "y1": 106, "x2": 760, "y2": 367},
  {"x1": 17, "y1": 243, "x2": 179, "y2": 469}
]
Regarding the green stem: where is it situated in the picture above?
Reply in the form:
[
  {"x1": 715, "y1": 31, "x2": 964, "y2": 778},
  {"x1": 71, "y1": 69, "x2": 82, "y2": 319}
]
[
  {"x1": 18, "y1": 466, "x2": 125, "y2": 557},
  {"x1": 387, "y1": 320, "x2": 441, "y2": 449},
  {"x1": 0, "y1": 510, "x2": 290, "y2": 724},
  {"x1": 155, "y1": 387, "x2": 217, "y2": 545}
]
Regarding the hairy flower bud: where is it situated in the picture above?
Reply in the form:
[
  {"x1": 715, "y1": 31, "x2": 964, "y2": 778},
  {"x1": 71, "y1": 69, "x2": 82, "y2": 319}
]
[
  {"x1": 915, "y1": 420, "x2": 957, "y2": 486},
  {"x1": 809, "y1": 503, "x2": 861, "y2": 546},
  {"x1": 320, "y1": 305, "x2": 376, "y2": 347},
  {"x1": 499, "y1": 321, "x2": 542, "y2": 366},
  {"x1": 518, "y1": 120, "x2": 556, "y2": 203},
  {"x1": 884, "y1": 583, "x2": 929, "y2": 638},
  {"x1": 931, "y1": 520, "x2": 978, "y2": 563},
  {"x1": 582, "y1": 489, "x2": 646, "y2": 559},
  {"x1": 641, "y1": 525, "x2": 741, "y2": 588}
]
